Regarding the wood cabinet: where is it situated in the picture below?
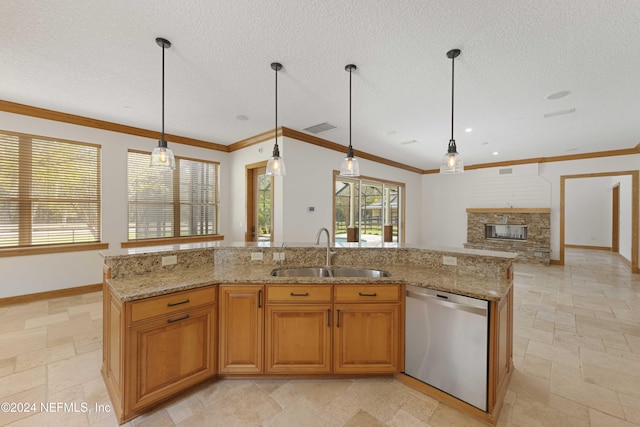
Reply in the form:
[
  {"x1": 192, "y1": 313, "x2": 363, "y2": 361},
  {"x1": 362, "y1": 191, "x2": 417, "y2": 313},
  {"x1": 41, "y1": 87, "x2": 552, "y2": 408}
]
[
  {"x1": 488, "y1": 285, "x2": 514, "y2": 415},
  {"x1": 218, "y1": 285, "x2": 264, "y2": 374},
  {"x1": 333, "y1": 285, "x2": 403, "y2": 374},
  {"x1": 265, "y1": 285, "x2": 332, "y2": 374},
  {"x1": 102, "y1": 284, "x2": 217, "y2": 424},
  {"x1": 220, "y1": 283, "x2": 404, "y2": 376}
]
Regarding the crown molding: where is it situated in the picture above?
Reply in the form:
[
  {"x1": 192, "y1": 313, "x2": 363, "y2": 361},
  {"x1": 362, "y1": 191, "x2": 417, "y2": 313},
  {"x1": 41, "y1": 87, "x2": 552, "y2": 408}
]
[
  {"x1": 2, "y1": 99, "x2": 638, "y2": 174},
  {"x1": 0, "y1": 99, "x2": 229, "y2": 152}
]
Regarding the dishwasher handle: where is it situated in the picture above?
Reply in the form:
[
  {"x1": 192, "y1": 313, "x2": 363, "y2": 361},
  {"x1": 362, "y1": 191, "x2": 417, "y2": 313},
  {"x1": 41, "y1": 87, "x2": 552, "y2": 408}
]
[{"x1": 406, "y1": 290, "x2": 487, "y2": 317}]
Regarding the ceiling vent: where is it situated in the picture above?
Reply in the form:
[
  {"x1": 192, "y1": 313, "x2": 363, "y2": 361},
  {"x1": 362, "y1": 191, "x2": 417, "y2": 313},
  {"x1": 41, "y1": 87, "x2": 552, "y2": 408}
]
[
  {"x1": 303, "y1": 122, "x2": 337, "y2": 134},
  {"x1": 544, "y1": 108, "x2": 576, "y2": 119},
  {"x1": 499, "y1": 168, "x2": 513, "y2": 175}
]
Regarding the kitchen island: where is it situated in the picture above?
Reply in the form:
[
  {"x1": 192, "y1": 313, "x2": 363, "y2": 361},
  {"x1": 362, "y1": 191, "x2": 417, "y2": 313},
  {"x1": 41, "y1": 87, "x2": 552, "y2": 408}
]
[{"x1": 101, "y1": 243, "x2": 514, "y2": 425}]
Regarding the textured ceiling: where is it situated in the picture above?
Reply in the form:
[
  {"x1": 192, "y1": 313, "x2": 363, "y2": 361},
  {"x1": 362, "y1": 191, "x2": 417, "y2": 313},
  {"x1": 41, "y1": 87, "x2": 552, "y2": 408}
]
[{"x1": 2, "y1": 0, "x2": 640, "y2": 170}]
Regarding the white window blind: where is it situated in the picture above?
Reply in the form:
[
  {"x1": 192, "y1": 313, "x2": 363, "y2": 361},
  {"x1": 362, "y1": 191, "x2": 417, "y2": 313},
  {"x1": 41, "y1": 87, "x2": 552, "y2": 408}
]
[
  {"x1": 127, "y1": 150, "x2": 219, "y2": 240},
  {"x1": 0, "y1": 131, "x2": 101, "y2": 248}
]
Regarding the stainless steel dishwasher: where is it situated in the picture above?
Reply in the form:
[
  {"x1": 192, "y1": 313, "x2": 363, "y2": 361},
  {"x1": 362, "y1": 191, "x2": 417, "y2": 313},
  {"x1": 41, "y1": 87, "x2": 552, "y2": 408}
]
[{"x1": 405, "y1": 284, "x2": 489, "y2": 411}]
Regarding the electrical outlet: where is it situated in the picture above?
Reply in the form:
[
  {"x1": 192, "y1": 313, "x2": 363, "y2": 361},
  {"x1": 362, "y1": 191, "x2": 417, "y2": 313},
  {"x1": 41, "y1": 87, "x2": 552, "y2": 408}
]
[
  {"x1": 162, "y1": 255, "x2": 177, "y2": 266},
  {"x1": 442, "y1": 256, "x2": 457, "y2": 266},
  {"x1": 251, "y1": 252, "x2": 264, "y2": 261},
  {"x1": 273, "y1": 252, "x2": 285, "y2": 261}
]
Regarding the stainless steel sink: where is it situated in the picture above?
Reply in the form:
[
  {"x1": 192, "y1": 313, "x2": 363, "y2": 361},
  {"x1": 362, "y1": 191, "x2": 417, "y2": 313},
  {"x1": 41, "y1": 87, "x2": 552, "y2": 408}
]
[{"x1": 270, "y1": 266, "x2": 390, "y2": 278}]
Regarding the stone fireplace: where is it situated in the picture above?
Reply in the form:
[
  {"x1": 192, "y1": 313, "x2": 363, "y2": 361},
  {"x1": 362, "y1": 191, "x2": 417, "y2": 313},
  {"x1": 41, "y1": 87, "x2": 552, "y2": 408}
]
[{"x1": 464, "y1": 208, "x2": 551, "y2": 265}]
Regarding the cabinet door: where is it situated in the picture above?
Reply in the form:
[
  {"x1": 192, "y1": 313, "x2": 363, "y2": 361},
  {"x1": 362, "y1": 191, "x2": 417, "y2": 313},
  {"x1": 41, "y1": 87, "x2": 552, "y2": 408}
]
[
  {"x1": 265, "y1": 304, "x2": 332, "y2": 374},
  {"x1": 489, "y1": 286, "x2": 513, "y2": 412},
  {"x1": 127, "y1": 304, "x2": 216, "y2": 412},
  {"x1": 333, "y1": 303, "x2": 401, "y2": 374},
  {"x1": 218, "y1": 285, "x2": 264, "y2": 374}
]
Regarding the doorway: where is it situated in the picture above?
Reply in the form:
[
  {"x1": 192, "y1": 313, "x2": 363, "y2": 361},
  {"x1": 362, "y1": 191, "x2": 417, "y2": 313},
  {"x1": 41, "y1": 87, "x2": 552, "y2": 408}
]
[
  {"x1": 612, "y1": 183, "x2": 620, "y2": 253},
  {"x1": 245, "y1": 162, "x2": 273, "y2": 242},
  {"x1": 560, "y1": 171, "x2": 638, "y2": 273}
]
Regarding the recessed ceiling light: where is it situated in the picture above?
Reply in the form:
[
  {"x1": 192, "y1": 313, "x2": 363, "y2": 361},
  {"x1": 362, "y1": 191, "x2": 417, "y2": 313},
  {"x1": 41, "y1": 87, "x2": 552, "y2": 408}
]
[
  {"x1": 236, "y1": 115, "x2": 248, "y2": 121},
  {"x1": 493, "y1": 151, "x2": 499, "y2": 156},
  {"x1": 465, "y1": 128, "x2": 472, "y2": 133},
  {"x1": 400, "y1": 139, "x2": 418, "y2": 145},
  {"x1": 546, "y1": 90, "x2": 571, "y2": 100}
]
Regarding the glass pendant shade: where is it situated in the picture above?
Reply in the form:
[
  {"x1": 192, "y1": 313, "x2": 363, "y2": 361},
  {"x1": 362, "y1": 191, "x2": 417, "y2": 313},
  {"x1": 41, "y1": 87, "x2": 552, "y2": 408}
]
[
  {"x1": 266, "y1": 141, "x2": 286, "y2": 175},
  {"x1": 440, "y1": 140, "x2": 463, "y2": 173},
  {"x1": 340, "y1": 145, "x2": 360, "y2": 176},
  {"x1": 150, "y1": 141, "x2": 176, "y2": 169}
]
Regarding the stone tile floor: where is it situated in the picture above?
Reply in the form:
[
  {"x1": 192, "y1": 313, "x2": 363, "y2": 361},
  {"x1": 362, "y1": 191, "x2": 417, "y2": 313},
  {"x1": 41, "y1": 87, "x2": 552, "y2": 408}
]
[{"x1": 0, "y1": 248, "x2": 638, "y2": 426}]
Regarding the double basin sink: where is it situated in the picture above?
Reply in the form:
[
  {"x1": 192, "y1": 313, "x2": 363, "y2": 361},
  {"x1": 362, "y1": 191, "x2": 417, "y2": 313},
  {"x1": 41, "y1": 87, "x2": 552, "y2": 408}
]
[{"x1": 271, "y1": 266, "x2": 390, "y2": 278}]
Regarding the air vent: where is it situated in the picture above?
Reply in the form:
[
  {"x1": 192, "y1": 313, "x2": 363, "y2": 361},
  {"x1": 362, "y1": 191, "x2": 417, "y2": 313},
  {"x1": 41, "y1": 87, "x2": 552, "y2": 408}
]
[
  {"x1": 499, "y1": 168, "x2": 513, "y2": 175},
  {"x1": 544, "y1": 108, "x2": 576, "y2": 119},
  {"x1": 303, "y1": 122, "x2": 337, "y2": 134}
]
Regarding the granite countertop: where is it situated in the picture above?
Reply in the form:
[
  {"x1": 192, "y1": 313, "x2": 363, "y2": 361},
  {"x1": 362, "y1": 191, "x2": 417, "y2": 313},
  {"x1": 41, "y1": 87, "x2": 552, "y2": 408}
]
[{"x1": 106, "y1": 263, "x2": 512, "y2": 303}]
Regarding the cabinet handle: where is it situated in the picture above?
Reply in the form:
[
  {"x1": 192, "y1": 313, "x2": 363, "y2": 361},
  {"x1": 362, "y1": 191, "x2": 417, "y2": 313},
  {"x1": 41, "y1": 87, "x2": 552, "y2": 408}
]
[
  {"x1": 167, "y1": 314, "x2": 190, "y2": 324},
  {"x1": 327, "y1": 309, "x2": 331, "y2": 327},
  {"x1": 358, "y1": 292, "x2": 377, "y2": 297},
  {"x1": 167, "y1": 298, "x2": 190, "y2": 307},
  {"x1": 290, "y1": 292, "x2": 309, "y2": 297},
  {"x1": 336, "y1": 309, "x2": 341, "y2": 328},
  {"x1": 258, "y1": 289, "x2": 263, "y2": 308}
]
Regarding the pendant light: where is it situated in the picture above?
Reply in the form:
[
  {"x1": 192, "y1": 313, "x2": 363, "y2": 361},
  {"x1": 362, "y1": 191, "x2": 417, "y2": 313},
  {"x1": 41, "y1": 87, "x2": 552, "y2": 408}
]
[
  {"x1": 440, "y1": 48, "x2": 463, "y2": 174},
  {"x1": 149, "y1": 37, "x2": 176, "y2": 169},
  {"x1": 266, "y1": 62, "x2": 286, "y2": 176},
  {"x1": 339, "y1": 64, "x2": 360, "y2": 177}
]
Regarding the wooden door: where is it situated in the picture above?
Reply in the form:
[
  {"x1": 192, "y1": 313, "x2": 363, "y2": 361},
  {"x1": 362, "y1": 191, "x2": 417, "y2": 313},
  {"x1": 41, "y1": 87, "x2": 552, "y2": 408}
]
[
  {"x1": 218, "y1": 285, "x2": 264, "y2": 373},
  {"x1": 612, "y1": 183, "x2": 620, "y2": 253},
  {"x1": 265, "y1": 304, "x2": 332, "y2": 374},
  {"x1": 246, "y1": 162, "x2": 273, "y2": 242},
  {"x1": 333, "y1": 303, "x2": 401, "y2": 374},
  {"x1": 127, "y1": 305, "x2": 216, "y2": 412}
]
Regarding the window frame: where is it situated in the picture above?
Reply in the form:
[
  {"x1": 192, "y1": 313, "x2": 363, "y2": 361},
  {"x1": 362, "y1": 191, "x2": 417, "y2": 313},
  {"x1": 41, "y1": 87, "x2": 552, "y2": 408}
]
[
  {"x1": 332, "y1": 170, "x2": 406, "y2": 244},
  {"x1": 0, "y1": 130, "x2": 106, "y2": 257},
  {"x1": 123, "y1": 149, "x2": 222, "y2": 247}
]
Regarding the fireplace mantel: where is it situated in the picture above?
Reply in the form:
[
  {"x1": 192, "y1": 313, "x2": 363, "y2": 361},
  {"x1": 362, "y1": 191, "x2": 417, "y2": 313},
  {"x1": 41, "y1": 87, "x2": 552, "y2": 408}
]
[
  {"x1": 465, "y1": 208, "x2": 551, "y2": 265},
  {"x1": 466, "y1": 208, "x2": 551, "y2": 214}
]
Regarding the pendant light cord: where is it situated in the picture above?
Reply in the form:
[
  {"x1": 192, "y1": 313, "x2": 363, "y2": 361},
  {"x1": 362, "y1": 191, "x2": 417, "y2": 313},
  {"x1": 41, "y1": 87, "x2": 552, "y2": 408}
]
[
  {"x1": 274, "y1": 65, "x2": 278, "y2": 149},
  {"x1": 450, "y1": 53, "x2": 455, "y2": 142},
  {"x1": 349, "y1": 66, "x2": 352, "y2": 150},
  {"x1": 161, "y1": 42, "x2": 165, "y2": 145}
]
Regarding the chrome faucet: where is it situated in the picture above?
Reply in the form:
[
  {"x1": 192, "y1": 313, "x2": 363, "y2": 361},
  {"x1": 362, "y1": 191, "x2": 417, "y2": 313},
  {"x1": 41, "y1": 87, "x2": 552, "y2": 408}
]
[
  {"x1": 314, "y1": 227, "x2": 335, "y2": 268},
  {"x1": 277, "y1": 242, "x2": 286, "y2": 266}
]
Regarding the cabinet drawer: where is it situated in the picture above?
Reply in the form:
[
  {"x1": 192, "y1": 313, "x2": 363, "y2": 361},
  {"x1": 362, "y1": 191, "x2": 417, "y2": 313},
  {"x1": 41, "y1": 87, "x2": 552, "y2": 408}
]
[
  {"x1": 334, "y1": 285, "x2": 401, "y2": 303},
  {"x1": 266, "y1": 285, "x2": 332, "y2": 303},
  {"x1": 130, "y1": 286, "x2": 216, "y2": 323}
]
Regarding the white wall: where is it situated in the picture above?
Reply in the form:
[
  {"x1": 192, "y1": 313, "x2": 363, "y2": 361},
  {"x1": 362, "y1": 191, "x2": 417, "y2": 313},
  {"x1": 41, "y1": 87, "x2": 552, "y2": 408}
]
[
  {"x1": 422, "y1": 155, "x2": 640, "y2": 265},
  {"x1": 228, "y1": 137, "x2": 423, "y2": 244},
  {"x1": 564, "y1": 177, "x2": 612, "y2": 247},
  {"x1": 421, "y1": 165, "x2": 552, "y2": 247},
  {"x1": 0, "y1": 111, "x2": 230, "y2": 298}
]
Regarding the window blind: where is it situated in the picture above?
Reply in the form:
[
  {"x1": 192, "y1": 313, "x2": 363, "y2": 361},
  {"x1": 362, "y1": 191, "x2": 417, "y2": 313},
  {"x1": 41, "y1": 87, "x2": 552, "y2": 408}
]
[
  {"x1": 127, "y1": 150, "x2": 219, "y2": 240},
  {"x1": 0, "y1": 131, "x2": 101, "y2": 248}
]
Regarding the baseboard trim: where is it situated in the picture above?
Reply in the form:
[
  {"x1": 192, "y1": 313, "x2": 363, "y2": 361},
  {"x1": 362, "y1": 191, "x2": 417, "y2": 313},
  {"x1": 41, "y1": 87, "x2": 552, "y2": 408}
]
[
  {"x1": 0, "y1": 283, "x2": 103, "y2": 307},
  {"x1": 565, "y1": 244, "x2": 612, "y2": 251}
]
